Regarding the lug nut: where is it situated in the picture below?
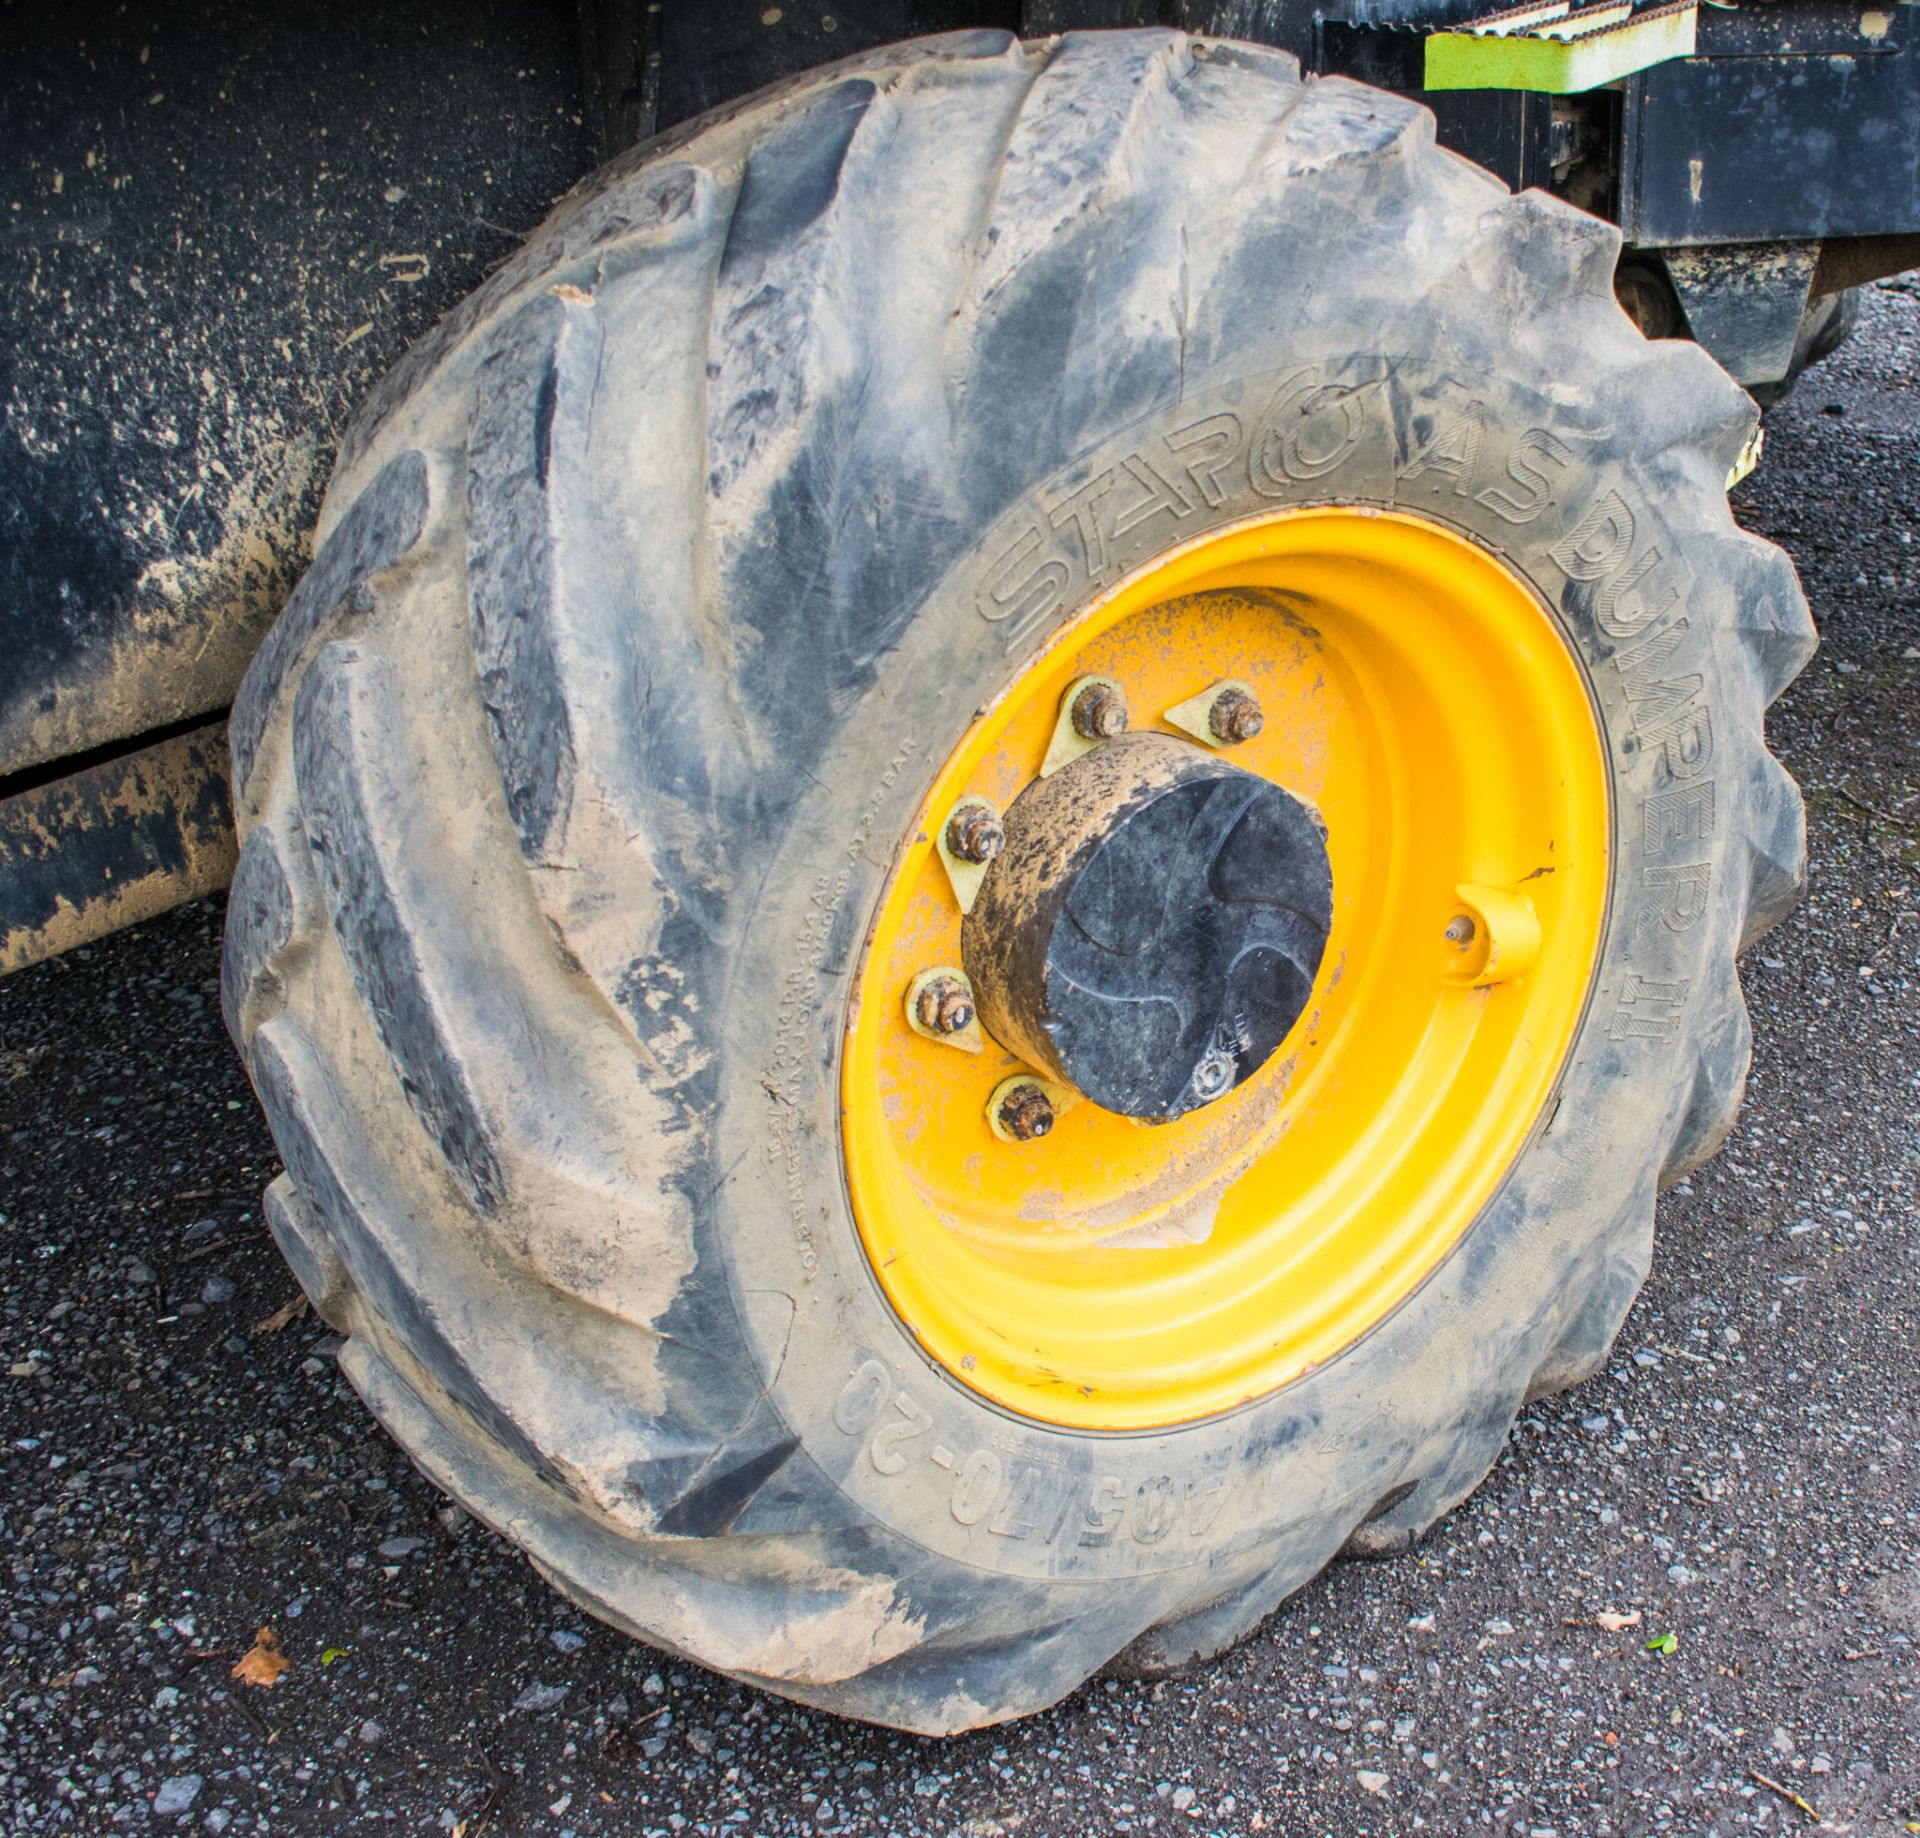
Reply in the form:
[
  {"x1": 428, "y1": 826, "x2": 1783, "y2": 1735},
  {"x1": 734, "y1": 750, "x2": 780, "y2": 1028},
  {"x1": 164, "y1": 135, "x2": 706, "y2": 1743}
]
[
  {"x1": 945, "y1": 802, "x2": 1005, "y2": 864},
  {"x1": 1444, "y1": 914, "x2": 1478, "y2": 946},
  {"x1": 1070, "y1": 681, "x2": 1130, "y2": 742},
  {"x1": 1190, "y1": 1048, "x2": 1234, "y2": 1102},
  {"x1": 914, "y1": 975, "x2": 975, "y2": 1037},
  {"x1": 1207, "y1": 685, "x2": 1264, "y2": 745},
  {"x1": 996, "y1": 1081, "x2": 1055, "y2": 1142}
]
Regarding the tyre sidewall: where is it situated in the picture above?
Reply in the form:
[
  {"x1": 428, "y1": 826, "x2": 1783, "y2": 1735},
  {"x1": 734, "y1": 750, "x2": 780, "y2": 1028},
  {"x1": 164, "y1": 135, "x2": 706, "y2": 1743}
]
[{"x1": 714, "y1": 348, "x2": 1742, "y2": 1582}]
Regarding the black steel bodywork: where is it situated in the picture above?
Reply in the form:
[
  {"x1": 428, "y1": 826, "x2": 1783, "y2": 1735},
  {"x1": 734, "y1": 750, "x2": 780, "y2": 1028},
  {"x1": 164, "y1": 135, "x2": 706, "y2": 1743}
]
[
  {"x1": 3, "y1": 0, "x2": 1915, "y2": 965},
  {"x1": 1, "y1": 1, "x2": 594, "y2": 964}
]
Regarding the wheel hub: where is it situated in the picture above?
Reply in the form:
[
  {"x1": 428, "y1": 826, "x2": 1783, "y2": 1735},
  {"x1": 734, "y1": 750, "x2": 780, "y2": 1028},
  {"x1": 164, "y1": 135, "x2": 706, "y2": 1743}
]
[
  {"x1": 839, "y1": 508, "x2": 1610, "y2": 1431},
  {"x1": 961, "y1": 732, "x2": 1332, "y2": 1122}
]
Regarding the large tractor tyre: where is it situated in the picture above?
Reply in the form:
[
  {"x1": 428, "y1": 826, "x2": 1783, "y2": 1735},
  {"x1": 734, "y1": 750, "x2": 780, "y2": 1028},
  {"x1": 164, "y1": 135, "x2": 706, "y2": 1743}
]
[{"x1": 223, "y1": 29, "x2": 1814, "y2": 1733}]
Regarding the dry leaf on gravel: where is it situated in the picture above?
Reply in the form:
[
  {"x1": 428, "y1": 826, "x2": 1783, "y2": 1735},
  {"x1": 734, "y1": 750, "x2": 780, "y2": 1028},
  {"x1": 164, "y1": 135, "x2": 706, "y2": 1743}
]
[
  {"x1": 1597, "y1": 1610, "x2": 1643, "y2": 1632},
  {"x1": 251, "y1": 1294, "x2": 310, "y2": 1336},
  {"x1": 231, "y1": 1628, "x2": 290, "y2": 1687}
]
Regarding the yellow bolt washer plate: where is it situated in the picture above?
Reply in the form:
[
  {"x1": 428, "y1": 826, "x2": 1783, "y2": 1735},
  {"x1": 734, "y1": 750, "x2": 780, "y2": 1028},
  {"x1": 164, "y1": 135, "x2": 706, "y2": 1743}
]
[
  {"x1": 1163, "y1": 677, "x2": 1259, "y2": 749},
  {"x1": 933, "y1": 799, "x2": 1002, "y2": 915},
  {"x1": 1039, "y1": 674, "x2": 1128, "y2": 776},
  {"x1": 986, "y1": 1075, "x2": 1085, "y2": 1143},
  {"x1": 841, "y1": 507, "x2": 1610, "y2": 1431},
  {"x1": 903, "y1": 967, "x2": 985, "y2": 1054}
]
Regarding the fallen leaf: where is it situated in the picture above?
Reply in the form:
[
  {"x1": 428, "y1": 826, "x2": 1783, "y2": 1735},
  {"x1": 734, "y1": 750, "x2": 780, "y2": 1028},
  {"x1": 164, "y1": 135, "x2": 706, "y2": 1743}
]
[
  {"x1": 320, "y1": 1647, "x2": 349, "y2": 1667},
  {"x1": 1597, "y1": 1609, "x2": 1643, "y2": 1632},
  {"x1": 231, "y1": 1628, "x2": 290, "y2": 1688},
  {"x1": 1646, "y1": 1631, "x2": 1679, "y2": 1656},
  {"x1": 251, "y1": 1294, "x2": 310, "y2": 1336}
]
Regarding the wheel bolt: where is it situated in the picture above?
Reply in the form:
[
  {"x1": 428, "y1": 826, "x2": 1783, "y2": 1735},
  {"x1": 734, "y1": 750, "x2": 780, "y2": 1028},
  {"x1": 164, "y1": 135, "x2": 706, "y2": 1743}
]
[
  {"x1": 946, "y1": 802, "x2": 1005, "y2": 864},
  {"x1": 996, "y1": 1081, "x2": 1055, "y2": 1142},
  {"x1": 1444, "y1": 914, "x2": 1478, "y2": 946},
  {"x1": 1190, "y1": 1048, "x2": 1234, "y2": 1102},
  {"x1": 914, "y1": 975, "x2": 974, "y2": 1037},
  {"x1": 1207, "y1": 685, "x2": 1264, "y2": 745},
  {"x1": 1070, "y1": 681, "x2": 1130, "y2": 742}
]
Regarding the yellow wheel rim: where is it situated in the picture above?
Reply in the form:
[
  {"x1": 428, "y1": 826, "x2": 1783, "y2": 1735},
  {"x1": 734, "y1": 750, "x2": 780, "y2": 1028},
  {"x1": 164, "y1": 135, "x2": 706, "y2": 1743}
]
[{"x1": 842, "y1": 508, "x2": 1609, "y2": 1431}]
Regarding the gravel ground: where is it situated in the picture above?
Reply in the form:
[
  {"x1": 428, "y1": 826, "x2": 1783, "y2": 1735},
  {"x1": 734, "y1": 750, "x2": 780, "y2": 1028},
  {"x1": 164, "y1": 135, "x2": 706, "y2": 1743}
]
[{"x1": 3, "y1": 284, "x2": 1918, "y2": 1838}]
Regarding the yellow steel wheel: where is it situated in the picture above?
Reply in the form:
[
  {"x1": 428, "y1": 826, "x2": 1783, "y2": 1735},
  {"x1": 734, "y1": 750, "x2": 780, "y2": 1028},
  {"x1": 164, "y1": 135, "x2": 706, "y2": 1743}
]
[{"x1": 842, "y1": 507, "x2": 1609, "y2": 1431}]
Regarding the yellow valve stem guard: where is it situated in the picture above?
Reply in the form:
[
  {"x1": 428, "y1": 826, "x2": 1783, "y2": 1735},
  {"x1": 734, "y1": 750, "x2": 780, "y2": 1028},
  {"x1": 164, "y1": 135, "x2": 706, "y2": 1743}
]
[{"x1": 841, "y1": 508, "x2": 1610, "y2": 1431}]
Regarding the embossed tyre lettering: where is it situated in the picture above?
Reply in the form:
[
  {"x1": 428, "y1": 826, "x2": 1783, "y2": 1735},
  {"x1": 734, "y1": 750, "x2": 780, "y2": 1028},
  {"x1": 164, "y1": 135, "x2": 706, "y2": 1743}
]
[{"x1": 224, "y1": 28, "x2": 1813, "y2": 1733}]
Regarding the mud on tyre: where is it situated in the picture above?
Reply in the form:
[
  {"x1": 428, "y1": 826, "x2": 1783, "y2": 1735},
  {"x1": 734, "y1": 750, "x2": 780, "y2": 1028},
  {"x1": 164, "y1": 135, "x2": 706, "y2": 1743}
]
[{"x1": 222, "y1": 28, "x2": 1814, "y2": 1732}]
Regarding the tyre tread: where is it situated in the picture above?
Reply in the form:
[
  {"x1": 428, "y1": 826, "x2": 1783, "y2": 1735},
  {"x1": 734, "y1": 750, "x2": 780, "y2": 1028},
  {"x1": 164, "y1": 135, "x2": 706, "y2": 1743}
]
[{"x1": 230, "y1": 29, "x2": 1815, "y2": 1733}]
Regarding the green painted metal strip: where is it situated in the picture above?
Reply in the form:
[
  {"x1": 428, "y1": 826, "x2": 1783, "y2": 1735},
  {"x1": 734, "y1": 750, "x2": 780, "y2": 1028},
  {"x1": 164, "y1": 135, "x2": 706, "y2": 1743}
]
[{"x1": 1425, "y1": 0, "x2": 1696, "y2": 91}]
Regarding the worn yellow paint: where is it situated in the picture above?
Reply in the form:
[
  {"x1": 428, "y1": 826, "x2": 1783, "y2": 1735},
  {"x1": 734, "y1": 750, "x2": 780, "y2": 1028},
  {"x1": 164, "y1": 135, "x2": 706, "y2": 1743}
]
[{"x1": 841, "y1": 509, "x2": 1610, "y2": 1430}]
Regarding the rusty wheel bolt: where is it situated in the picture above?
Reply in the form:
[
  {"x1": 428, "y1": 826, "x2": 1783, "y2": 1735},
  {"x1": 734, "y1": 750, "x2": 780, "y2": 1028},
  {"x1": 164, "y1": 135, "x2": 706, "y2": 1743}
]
[
  {"x1": 945, "y1": 803, "x2": 1005, "y2": 864},
  {"x1": 1207, "y1": 686, "x2": 1264, "y2": 745},
  {"x1": 1070, "y1": 681, "x2": 1130, "y2": 742},
  {"x1": 915, "y1": 976, "x2": 974, "y2": 1037},
  {"x1": 997, "y1": 1082, "x2": 1055, "y2": 1142}
]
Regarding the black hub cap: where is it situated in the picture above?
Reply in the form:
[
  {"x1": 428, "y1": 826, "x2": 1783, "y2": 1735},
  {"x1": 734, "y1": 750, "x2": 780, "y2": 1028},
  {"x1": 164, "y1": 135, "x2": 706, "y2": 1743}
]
[{"x1": 961, "y1": 730, "x2": 1334, "y2": 1123}]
